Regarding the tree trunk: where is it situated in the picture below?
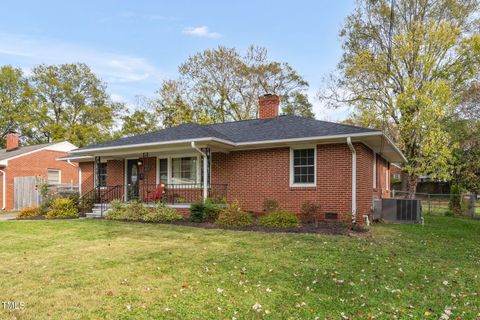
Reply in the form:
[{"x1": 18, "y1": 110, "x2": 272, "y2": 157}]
[{"x1": 406, "y1": 173, "x2": 418, "y2": 199}]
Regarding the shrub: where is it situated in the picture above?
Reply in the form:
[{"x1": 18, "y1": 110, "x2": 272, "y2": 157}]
[
  {"x1": 123, "y1": 201, "x2": 149, "y2": 220},
  {"x1": 67, "y1": 192, "x2": 80, "y2": 210},
  {"x1": 203, "y1": 198, "x2": 224, "y2": 222},
  {"x1": 190, "y1": 202, "x2": 205, "y2": 222},
  {"x1": 259, "y1": 210, "x2": 300, "y2": 228},
  {"x1": 215, "y1": 201, "x2": 253, "y2": 227},
  {"x1": 39, "y1": 196, "x2": 56, "y2": 215},
  {"x1": 106, "y1": 200, "x2": 149, "y2": 221},
  {"x1": 190, "y1": 198, "x2": 225, "y2": 222},
  {"x1": 17, "y1": 207, "x2": 41, "y2": 219},
  {"x1": 105, "y1": 200, "x2": 128, "y2": 220},
  {"x1": 46, "y1": 197, "x2": 79, "y2": 219},
  {"x1": 263, "y1": 199, "x2": 279, "y2": 213},
  {"x1": 301, "y1": 202, "x2": 321, "y2": 226},
  {"x1": 144, "y1": 203, "x2": 183, "y2": 222}
]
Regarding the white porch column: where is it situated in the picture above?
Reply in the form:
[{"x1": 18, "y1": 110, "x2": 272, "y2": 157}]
[
  {"x1": 191, "y1": 141, "x2": 208, "y2": 202},
  {"x1": 203, "y1": 154, "x2": 208, "y2": 201}
]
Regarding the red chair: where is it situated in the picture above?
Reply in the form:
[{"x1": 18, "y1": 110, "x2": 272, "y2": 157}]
[{"x1": 144, "y1": 184, "x2": 165, "y2": 202}]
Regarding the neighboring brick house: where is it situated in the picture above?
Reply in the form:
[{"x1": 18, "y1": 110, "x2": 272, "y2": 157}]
[
  {"x1": 0, "y1": 133, "x2": 78, "y2": 210},
  {"x1": 69, "y1": 94, "x2": 406, "y2": 223}
]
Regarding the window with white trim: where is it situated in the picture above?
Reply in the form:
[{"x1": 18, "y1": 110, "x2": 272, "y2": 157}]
[
  {"x1": 47, "y1": 169, "x2": 61, "y2": 185},
  {"x1": 290, "y1": 148, "x2": 316, "y2": 186},
  {"x1": 171, "y1": 157, "x2": 198, "y2": 184},
  {"x1": 158, "y1": 158, "x2": 168, "y2": 184}
]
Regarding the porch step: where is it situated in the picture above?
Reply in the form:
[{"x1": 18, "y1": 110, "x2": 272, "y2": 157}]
[{"x1": 85, "y1": 204, "x2": 111, "y2": 218}]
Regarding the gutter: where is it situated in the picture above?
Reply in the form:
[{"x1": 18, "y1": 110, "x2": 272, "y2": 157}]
[
  {"x1": 346, "y1": 137, "x2": 356, "y2": 224},
  {"x1": 0, "y1": 169, "x2": 5, "y2": 210},
  {"x1": 191, "y1": 142, "x2": 208, "y2": 201}
]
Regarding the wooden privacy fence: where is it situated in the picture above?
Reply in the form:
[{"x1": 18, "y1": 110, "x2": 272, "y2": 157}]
[{"x1": 14, "y1": 176, "x2": 43, "y2": 210}]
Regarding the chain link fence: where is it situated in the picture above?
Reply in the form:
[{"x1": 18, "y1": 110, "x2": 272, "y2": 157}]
[{"x1": 390, "y1": 190, "x2": 479, "y2": 219}]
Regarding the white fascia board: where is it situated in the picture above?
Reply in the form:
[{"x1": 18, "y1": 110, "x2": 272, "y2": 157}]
[
  {"x1": 70, "y1": 137, "x2": 235, "y2": 154},
  {"x1": 234, "y1": 131, "x2": 383, "y2": 146}
]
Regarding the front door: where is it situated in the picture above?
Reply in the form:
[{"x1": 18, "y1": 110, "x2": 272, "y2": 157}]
[{"x1": 127, "y1": 160, "x2": 139, "y2": 200}]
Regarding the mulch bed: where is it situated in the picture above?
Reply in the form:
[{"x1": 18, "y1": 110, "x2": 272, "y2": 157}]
[
  {"x1": 13, "y1": 215, "x2": 368, "y2": 235},
  {"x1": 168, "y1": 220, "x2": 367, "y2": 235}
]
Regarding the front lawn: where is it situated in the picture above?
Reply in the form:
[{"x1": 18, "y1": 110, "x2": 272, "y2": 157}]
[{"x1": 0, "y1": 217, "x2": 479, "y2": 319}]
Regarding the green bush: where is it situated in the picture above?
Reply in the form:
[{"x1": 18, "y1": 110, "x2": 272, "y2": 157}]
[
  {"x1": 17, "y1": 207, "x2": 41, "y2": 219},
  {"x1": 143, "y1": 203, "x2": 183, "y2": 222},
  {"x1": 189, "y1": 198, "x2": 224, "y2": 222},
  {"x1": 105, "y1": 200, "x2": 128, "y2": 220},
  {"x1": 46, "y1": 197, "x2": 79, "y2": 219},
  {"x1": 204, "y1": 198, "x2": 224, "y2": 222},
  {"x1": 259, "y1": 210, "x2": 300, "y2": 228},
  {"x1": 263, "y1": 199, "x2": 279, "y2": 213},
  {"x1": 39, "y1": 196, "x2": 55, "y2": 215},
  {"x1": 215, "y1": 201, "x2": 253, "y2": 227},
  {"x1": 106, "y1": 200, "x2": 149, "y2": 221},
  {"x1": 190, "y1": 202, "x2": 205, "y2": 222},
  {"x1": 67, "y1": 192, "x2": 80, "y2": 211}
]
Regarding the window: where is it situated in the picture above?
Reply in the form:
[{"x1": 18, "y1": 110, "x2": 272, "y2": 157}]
[
  {"x1": 96, "y1": 162, "x2": 107, "y2": 188},
  {"x1": 373, "y1": 153, "x2": 377, "y2": 189},
  {"x1": 171, "y1": 157, "x2": 198, "y2": 184},
  {"x1": 290, "y1": 148, "x2": 316, "y2": 186},
  {"x1": 47, "y1": 169, "x2": 61, "y2": 185},
  {"x1": 158, "y1": 158, "x2": 168, "y2": 184}
]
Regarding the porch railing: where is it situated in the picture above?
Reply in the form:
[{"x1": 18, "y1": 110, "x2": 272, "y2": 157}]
[
  {"x1": 130, "y1": 183, "x2": 228, "y2": 205},
  {"x1": 79, "y1": 183, "x2": 228, "y2": 215}
]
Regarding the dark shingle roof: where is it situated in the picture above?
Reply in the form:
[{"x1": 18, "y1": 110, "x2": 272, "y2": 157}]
[
  {"x1": 76, "y1": 115, "x2": 379, "y2": 151},
  {"x1": 206, "y1": 115, "x2": 378, "y2": 143},
  {"x1": 0, "y1": 143, "x2": 54, "y2": 161}
]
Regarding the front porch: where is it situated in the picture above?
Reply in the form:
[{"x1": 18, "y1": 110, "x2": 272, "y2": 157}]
[
  {"x1": 80, "y1": 183, "x2": 228, "y2": 217},
  {"x1": 73, "y1": 142, "x2": 230, "y2": 217}
]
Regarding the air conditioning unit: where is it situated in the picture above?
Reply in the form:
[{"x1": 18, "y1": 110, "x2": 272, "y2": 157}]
[{"x1": 373, "y1": 198, "x2": 422, "y2": 223}]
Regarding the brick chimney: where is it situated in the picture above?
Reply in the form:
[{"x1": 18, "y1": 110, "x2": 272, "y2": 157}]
[
  {"x1": 6, "y1": 131, "x2": 20, "y2": 151},
  {"x1": 258, "y1": 94, "x2": 280, "y2": 119}
]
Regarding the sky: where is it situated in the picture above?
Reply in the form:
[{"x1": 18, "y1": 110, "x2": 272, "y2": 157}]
[{"x1": 0, "y1": 0, "x2": 355, "y2": 121}]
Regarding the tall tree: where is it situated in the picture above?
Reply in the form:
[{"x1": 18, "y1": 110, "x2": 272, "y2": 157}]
[
  {"x1": 29, "y1": 63, "x2": 123, "y2": 146},
  {"x1": 0, "y1": 66, "x2": 33, "y2": 147},
  {"x1": 118, "y1": 97, "x2": 161, "y2": 137},
  {"x1": 152, "y1": 45, "x2": 313, "y2": 126},
  {"x1": 320, "y1": 0, "x2": 480, "y2": 193},
  {"x1": 449, "y1": 81, "x2": 480, "y2": 193}
]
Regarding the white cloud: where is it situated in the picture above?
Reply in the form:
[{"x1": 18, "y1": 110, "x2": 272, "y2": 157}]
[
  {"x1": 0, "y1": 32, "x2": 164, "y2": 84},
  {"x1": 182, "y1": 26, "x2": 222, "y2": 38}
]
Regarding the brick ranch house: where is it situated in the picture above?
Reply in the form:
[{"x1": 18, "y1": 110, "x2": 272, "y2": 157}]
[
  {"x1": 0, "y1": 132, "x2": 78, "y2": 210},
  {"x1": 68, "y1": 94, "x2": 406, "y2": 223}
]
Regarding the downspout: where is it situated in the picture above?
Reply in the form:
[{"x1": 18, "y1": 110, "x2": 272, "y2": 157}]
[
  {"x1": 191, "y1": 141, "x2": 208, "y2": 201},
  {"x1": 346, "y1": 137, "x2": 356, "y2": 224},
  {"x1": 0, "y1": 169, "x2": 6, "y2": 210}
]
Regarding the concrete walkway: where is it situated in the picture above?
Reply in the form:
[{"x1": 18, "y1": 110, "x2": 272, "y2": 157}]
[{"x1": 0, "y1": 214, "x2": 16, "y2": 221}]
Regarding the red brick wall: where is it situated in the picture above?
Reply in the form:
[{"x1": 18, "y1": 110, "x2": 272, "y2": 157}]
[
  {"x1": 211, "y1": 143, "x2": 376, "y2": 222},
  {"x1": 75, "y1": 143, "x2": 386, "y2": 225},
  {"x1": 79, "y1": 162, "x2": 94, "y2": 196},
  {"x1": 106, "y1": 160, "x2": 124, "y2": 187},
  {"x1": 0, "y1": 150, "x2": 79, "y2": 210}
]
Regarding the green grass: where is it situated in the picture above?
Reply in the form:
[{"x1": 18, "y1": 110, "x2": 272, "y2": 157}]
[{"x1": 0, "y1": 217, "x2": 479, "y2": 319}]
